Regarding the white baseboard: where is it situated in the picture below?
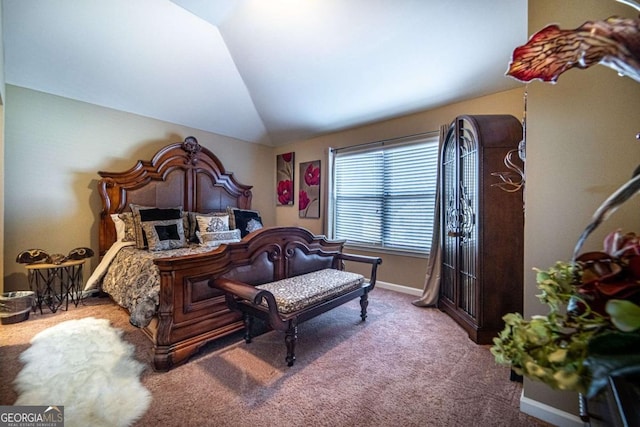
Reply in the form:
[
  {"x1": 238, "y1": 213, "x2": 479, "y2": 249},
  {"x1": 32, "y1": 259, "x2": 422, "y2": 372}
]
[
  {"x1": 520, "y1": 392, "x2": 583, "y2": 427},
  {"x1": 375, "y1": 280, "x2": 423, "y2": 296}
]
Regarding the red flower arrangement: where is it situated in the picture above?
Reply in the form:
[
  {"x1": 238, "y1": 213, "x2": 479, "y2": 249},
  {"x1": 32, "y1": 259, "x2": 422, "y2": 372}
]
[{"x1": 572, "y1": 231, "x2": 640, "y2": 317}]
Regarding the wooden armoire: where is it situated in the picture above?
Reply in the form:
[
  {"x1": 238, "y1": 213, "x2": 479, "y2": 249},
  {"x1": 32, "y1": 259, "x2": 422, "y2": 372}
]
[{"x1": 438, "y1": 115, "x2": 524, "y2": 344}]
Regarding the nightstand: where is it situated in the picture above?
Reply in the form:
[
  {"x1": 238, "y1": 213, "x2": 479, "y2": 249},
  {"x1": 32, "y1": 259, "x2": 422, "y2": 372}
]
[{"x1": 25, "y1": 259, "x2": 85, "y2": 313}]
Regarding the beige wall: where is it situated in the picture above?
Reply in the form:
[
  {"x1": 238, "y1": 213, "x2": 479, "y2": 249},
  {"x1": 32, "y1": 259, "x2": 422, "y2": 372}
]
[
  {"x1": 3, "y1": 85, "x2": 274, "y2": 292},
  {"x1": 0, "y1": 1, "x2": 5, "y2": 105},
  {"x1": 523, "y1": 0, "x2": 640, "y2": 419},
  {"x1": 274, "y1": 88, "x2": 526, "y2": 290},
  {"x1": 1, "y1": 2, "x2": 5, "y2": 292},
  {"x1": 0, "y1": 104, "x2": 4, "y2": 293}
]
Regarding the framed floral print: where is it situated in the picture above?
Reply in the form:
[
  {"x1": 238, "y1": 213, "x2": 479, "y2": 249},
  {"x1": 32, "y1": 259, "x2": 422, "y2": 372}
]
[
  {"x1": 276, "y1": 152, "x2": 294, "y2": 206},
  {"x1": 299, "y1": 160, "x2": 320, "y2": 218}
]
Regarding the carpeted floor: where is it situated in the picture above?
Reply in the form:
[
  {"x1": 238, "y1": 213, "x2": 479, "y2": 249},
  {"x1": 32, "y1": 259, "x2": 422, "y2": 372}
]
[{"x1": 1, "y1": 288, "x2": 552, "y2": 427}]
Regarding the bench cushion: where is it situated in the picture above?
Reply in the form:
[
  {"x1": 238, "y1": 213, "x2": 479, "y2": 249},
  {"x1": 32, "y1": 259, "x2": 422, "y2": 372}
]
[{"x1": 256, "y1": 269, "x2": 365, "y2": 314}]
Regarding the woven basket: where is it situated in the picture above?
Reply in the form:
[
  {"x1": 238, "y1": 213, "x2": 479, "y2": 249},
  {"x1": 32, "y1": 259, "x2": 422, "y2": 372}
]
[{"x1": 0, "y1": 291, "x2": 35, "y2": 324}]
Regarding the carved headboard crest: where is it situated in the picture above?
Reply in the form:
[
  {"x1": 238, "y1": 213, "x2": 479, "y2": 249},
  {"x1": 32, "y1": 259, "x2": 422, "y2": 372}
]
[{"x1": 182, "y1": 136, "x2": 202, "y2": 165}]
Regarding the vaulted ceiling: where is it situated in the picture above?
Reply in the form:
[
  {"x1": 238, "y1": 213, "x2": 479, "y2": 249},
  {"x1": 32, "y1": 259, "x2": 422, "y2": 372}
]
[{"x1": 2, "y1": 0, "x2": 527, "y2": 146}]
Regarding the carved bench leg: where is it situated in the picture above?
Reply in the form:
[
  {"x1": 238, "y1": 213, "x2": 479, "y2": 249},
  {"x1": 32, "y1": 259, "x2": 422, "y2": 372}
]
[
  {"x1": 360, "y1": 293, "x2": 369, "y2": 321},
  {"x1": 243, "y1": 314, "x2": 253, "y2": 343},
  {"x1": 285, "y1": 322, "x2": 298, "y2": 367}
]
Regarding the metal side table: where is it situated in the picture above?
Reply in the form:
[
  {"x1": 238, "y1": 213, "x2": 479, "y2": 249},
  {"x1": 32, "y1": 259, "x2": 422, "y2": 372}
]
[{"x1": 25, "y1": 259, "x2": 85, "y2": 313}]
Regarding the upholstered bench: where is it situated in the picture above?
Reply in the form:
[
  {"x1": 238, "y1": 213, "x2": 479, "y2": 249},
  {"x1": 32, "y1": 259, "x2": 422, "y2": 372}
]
[
  {"x1": 257, "y1": 269, "x2": 365, "y2": 313},
  {"x1": 210, "y1": 260, "x2": 381, "y2": 366}
]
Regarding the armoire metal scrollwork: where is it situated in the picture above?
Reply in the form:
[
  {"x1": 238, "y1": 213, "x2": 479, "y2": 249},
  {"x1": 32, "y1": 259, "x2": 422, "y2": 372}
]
[{"x1": 439, "y1": 115, "x2": 524, "y2": 344}]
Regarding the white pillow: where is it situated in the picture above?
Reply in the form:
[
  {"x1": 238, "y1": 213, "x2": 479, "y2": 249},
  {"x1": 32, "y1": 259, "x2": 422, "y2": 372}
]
[
  {"x1": 111, "y1": 214, "x2": 126, "y2": 242},
  {"x1": 196, "y1": 214, "x2": 229, "y2": 233}
]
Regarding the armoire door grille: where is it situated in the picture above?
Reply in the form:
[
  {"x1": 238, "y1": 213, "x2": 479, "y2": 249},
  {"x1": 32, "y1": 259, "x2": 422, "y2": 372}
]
[
  {"x1": 442, "y1": 119, "x2": 478, "y2": 318},
  {"x1": 438, "y1": 115, "x2": 524, "y2": 345}
]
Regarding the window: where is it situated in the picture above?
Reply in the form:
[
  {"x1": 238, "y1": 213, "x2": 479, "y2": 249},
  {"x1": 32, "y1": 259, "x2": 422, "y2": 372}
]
[{"x1": 329, "y1": 136, "x2": 439, "y2": 255}]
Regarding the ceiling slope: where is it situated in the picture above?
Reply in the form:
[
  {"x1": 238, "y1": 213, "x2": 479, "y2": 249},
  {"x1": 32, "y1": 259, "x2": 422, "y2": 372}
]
[
  {"x1": 3, "y1": 0, "x2": 270, "y2": 144},
  {"x1": 2, "y1": 0, "x2": 527, "y2": 146}
]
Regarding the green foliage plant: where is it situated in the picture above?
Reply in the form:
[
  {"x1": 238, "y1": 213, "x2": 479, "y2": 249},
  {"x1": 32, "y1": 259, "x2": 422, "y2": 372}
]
[
  {"x1": 493, "y1": 0, "x2": 640, "y2": 398},
  {"x1": 491, "y1": 236, "x2": 640, "y2": 398}
]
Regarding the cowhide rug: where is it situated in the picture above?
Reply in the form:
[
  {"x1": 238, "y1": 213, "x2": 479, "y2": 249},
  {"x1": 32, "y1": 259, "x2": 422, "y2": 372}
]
[{"x1": 13, "y1": 317, "x2": 151, "y2": 427}]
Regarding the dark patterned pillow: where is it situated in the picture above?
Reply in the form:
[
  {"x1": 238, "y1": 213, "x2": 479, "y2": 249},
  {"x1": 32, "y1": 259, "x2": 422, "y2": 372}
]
[
  {"x1": 228, "y1": 208, "x2": 263, "y2": 237},
  {"x1": 141, "y1": 219, "x2": 187, "y2": 251},
  {"x1": 182, "y1": 212, "x2": 191, "y2": 242},
  {"x1": 130, "y1": 204, "x2": 183, "y2": 249},
  {"x1": 119, "y1": 213, "x2": 136, "y2": 242}
]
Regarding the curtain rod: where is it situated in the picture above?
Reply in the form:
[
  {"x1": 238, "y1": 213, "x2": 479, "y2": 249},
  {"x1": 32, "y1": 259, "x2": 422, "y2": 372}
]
[{"x1": 331, "y1": 129, "x2": 440, "y2": 153}]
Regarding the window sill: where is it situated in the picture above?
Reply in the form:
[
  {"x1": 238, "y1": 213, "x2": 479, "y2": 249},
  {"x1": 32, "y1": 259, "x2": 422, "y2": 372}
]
[{"x1": 343, "y1": 243, "x2": 428, "y2": 259}]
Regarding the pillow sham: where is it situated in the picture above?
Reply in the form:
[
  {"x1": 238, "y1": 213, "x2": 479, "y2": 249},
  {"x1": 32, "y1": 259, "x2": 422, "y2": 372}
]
[
  {"x1": 227, "y1": 207, "x2": 263, "y2": 237},
  {"x1": 141, "y1": 219, "x2": 187, "y2": 251},
  {"x1": 130, "y1": 204, "x2": 183, "y2": 249}
]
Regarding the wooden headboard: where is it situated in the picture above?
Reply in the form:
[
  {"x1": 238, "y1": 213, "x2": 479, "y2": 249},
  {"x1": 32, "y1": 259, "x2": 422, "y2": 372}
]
[{"x1": 98, "y1": 136, "x2": 253, "y2": 256}]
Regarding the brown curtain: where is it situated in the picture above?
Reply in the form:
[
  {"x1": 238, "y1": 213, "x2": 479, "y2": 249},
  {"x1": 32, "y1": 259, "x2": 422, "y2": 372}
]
[{"x1": 412, "y1": 124, "x2": 449, "y2": 307}]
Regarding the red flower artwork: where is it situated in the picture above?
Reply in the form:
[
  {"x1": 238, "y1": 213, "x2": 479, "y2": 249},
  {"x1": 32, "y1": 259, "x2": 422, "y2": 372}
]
[
  {"x1": 304, "y1": 163, "x2": 320, "y2": 186},
  {"x1": 276, "y1": 152, "x2": 294, "y2": 205},
  {"x1": 277, "y1": 180, "x2": 293, "y2": 205},
  {"x1": 298, "y1": 160, "x2": 320, "y2": 218},
  {"x1": 298, "y1": 190, "x2": 310, "y2": 211}
]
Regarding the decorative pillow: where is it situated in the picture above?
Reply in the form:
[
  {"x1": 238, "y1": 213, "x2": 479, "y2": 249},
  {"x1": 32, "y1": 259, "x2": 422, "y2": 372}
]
[
  {"x1": 186, "y1": 211, "x2": 228, "y2": 242},
  {"x1": 226, "y1": 206, "x2": 237, "y2": 229},
  {"x1": 111, "y1": 213, "x2": 136, "y2": 242},
  {"x1": 185, "y1": 211, "x2": 197, "y2": 242},
  {"x1": 130, "y1": 204, "x2": 183, "y2": 249},
  {"x1": 196, "y1": 229, "x2": 242, "y2": 247},
  {"x1": 111, "y1": 214, "x2": 126, "y2": 242},
  {"x1": 182, "y1": 212, "x2": 191, "y2": 242},
  {"x1": 141, "y1": 219, "x2": 187, "y2": 251},
  {"x1": 120, "y1": 213, "x2": 137, "y2": 242},
  {"x1": 227, "y1": 208, "x2": 263, "y2": 237},
  {"x1": 196, "y1": 214, "x2": 229, "y2": 233}
]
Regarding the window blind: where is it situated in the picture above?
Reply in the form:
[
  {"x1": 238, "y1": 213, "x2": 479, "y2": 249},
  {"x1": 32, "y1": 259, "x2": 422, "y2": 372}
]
[{"x1": 332, "y1": 137, "x2": 439, "y2": 254}]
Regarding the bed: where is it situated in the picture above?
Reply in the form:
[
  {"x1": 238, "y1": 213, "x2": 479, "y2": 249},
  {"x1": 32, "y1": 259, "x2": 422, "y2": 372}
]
[{"x1": 92, "y1": 136, "x2": 255, "y2": 370}]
